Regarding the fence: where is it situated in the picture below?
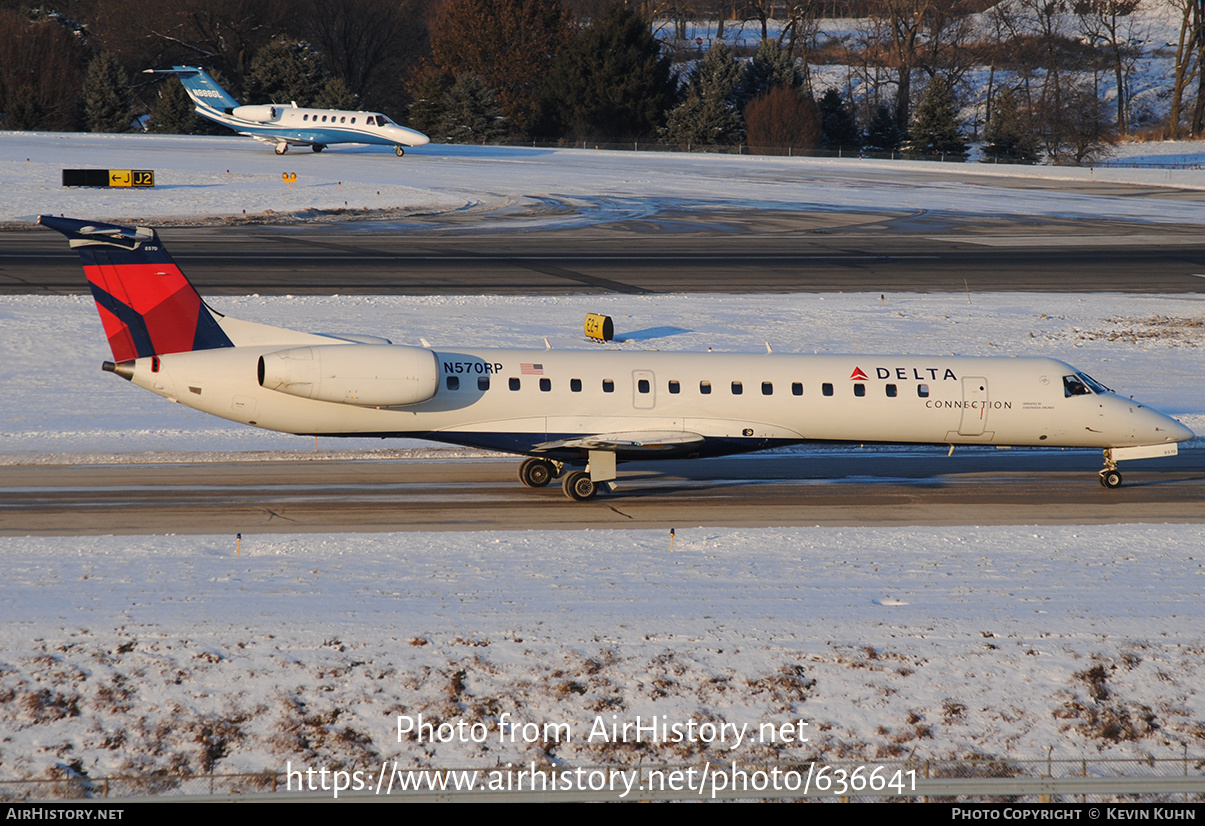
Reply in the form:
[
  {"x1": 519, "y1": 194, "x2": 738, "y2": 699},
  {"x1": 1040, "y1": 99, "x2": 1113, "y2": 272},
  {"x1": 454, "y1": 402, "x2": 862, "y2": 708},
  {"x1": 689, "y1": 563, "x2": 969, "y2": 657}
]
[{"x1": 4, "y1": 756, "x2": 1203, "y2": 802}]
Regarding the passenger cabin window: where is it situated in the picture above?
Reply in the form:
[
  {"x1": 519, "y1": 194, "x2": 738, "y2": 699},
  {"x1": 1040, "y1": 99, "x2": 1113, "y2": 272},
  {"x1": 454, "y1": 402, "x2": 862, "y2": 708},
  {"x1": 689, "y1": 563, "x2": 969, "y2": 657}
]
[
  {"x1": 540, "y1": 378, "x2": 551, "y2": 392},
  {"x1": 762, "y1": 382, "x2": 773, "y2": 396},
  {"x1": 477, "y1": 376, "x2": 489, "y2": 391},
  {"x1": 792, "y1": 382, "x2": 803, "y2": 396},
  {"x1": 1064, "y1": 375, "x2": 1092, "y2": 397},
  {"x1": 509, "y1": 378, "x2": 520, "y2": 391},
  {"x1": 700, "y1": 381, "x2": 712, "y2": 395},
  {"x1": 638, "y1": 379, "x2": 650, "y2": 394},
  {"x1": 602, "y1": 379, "x2": 614, "y2": 393},
  {"x1": 917, "y1": 384, "x2": 929, "y2": 398},
  {"x1": 731, "y1": 381, "x2": 743, "y2": 395},
  {"x1": 570, "y1": 378, "x2": 582, "y2": 392},
  {"x1": 668, "y1": 380, "x2": 680, "y2": 394},
  {"x1": 822, "y1": 383, "x2": 834, "y2": 397},
  {"x1": 854, "y1": 384, "x2": 866, "y2": 397},
  {"x1": 885, "y1": 384, "x2": 897, "y2": 397},
  {"x1": 303, "y1": 114, "x2": 309, "y2": 121},
  {"x1": 446, "y1": 376, "x2": 459, "y2": 391},
  {"x1": 340, "y1": 116, "x2": 346, "y2": 123}
]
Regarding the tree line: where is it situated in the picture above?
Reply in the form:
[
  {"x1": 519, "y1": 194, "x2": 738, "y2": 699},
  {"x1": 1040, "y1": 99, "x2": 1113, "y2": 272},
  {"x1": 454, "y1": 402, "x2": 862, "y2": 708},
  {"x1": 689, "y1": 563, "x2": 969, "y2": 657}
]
[{"x1": 2, "y1": 0, "x2": 1202, "y2": 164}]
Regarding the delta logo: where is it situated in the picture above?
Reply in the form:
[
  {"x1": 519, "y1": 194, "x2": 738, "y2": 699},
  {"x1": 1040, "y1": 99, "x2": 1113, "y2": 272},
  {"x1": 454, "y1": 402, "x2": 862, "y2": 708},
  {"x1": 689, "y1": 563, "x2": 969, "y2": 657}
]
[{"x1": 850, "y1": 365, "x2": 960, "y2": 381}]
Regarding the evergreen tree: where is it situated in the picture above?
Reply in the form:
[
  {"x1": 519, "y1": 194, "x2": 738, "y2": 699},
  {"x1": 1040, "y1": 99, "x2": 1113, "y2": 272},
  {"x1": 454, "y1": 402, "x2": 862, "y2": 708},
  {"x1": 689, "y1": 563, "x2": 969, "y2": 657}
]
[
  {"x1": 247, "y1": 39, "x2": 330, "y2": 106},
  {"x1": 982, "y1": 87, "x2": 1039, "y2": 164},
  {"x1": 4, "y1": 86, "x2": 42, "y2": 130},
  {"x1": 662, "y1": 44, "x2": 745, "y2": 148},
  {"x1": 406, "y1": 68, "x2": 455, "y2": 136},
  {"x1": 314, "y1": 76, "x2": 359, "y2": 110},
  {"x1": 903, "y1": 78, "x2": 966, "y2": 159},
  {"x1": 146, "y1": 75, "x2": 197, "y2": 134},
  {"x1": 818, "y1": 88, "x2": 860, "y2": 152},
  {"x1": 863, "y1": 105, "x2": 905, "y2": 152},
  {"x1": 83, "y1": 54, "x2": 132, "y2": 133},
  {"x1": 437, "y1": 74, "x2": 506, "y2": 144},
  {"x1": 740, "y1": 40, "x2": 802, "y2": 106},
  {"x1": 537, "y1": 1, "x2": 677, "y2": 141}
]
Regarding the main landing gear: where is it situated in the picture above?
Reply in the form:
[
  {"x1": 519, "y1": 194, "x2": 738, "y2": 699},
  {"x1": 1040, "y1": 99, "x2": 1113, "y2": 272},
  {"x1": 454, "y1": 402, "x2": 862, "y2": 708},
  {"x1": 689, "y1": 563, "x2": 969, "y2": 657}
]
[
  {"x1": 518, "y1": 458, "x2": 559, "y2": 488},
  {"x1": 274, "y1": 143, "x2": 289, "y2": 155},
  {"x1": 518, "y1": 452, "x2": 615, "y2": 501},
  {"x1": 395, "y1": 145, "x2": 406, "y2": 157},
  {"x1": 562, "y1": 471, "x2": 597, "y2": 501},
  {"x1": 312, "y1": 143, "x2": 326, "y2": 153}
]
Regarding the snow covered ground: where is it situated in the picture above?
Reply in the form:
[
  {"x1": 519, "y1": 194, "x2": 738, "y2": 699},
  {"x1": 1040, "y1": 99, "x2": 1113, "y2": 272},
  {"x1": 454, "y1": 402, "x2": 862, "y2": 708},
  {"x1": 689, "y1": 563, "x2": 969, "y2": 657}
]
[
  {"x1": 1, "y1": 133, "x2": 1203, "y2": 794},
  {"x1": 5, "y1": 132, "x2": 1205, "y2": 231}
]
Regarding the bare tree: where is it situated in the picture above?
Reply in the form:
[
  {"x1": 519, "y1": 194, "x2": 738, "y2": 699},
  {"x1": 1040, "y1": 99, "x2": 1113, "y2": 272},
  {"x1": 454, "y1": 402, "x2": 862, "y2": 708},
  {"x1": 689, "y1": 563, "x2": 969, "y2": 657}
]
[
  {"x1": 1073, "y1": 0, "x2": 1143, "y2": 134},
  {"x1": 1168, "y1": 0, "x2": 1205, "y2": 136}
]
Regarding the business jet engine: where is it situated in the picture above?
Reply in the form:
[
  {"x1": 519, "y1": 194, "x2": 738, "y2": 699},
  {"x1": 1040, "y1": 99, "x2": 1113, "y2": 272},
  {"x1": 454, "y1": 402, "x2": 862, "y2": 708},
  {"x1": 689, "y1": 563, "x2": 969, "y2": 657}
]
[
  {"x1": 231, "y1": 105, "x2": 279, "y2": 122},
  {"x1": 258, "y1": 344, "x2": 439, "y2": 407}
]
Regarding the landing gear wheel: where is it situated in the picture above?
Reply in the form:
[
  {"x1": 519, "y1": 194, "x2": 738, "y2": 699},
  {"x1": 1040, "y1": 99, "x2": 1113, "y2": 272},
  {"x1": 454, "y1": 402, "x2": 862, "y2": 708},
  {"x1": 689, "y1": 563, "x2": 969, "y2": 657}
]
[
  {"x1": 518, "y1": 458, "x2": 554, "y2": 488},
  {"x1": 312, "y1": 144, "x2": 326, "y2": 153},
  {"x1": 1100, "y1": 468, "x2": 1123, "y2": 489},
  {"x1": 274, "y1": 143, "x2": 288, "y2": 155},
  {"x1": 563, "y1": 471, "x2": 597, "y2": 501},
  {"x1": 395, "y1": 145, "x2": 405, "y2": 157}
]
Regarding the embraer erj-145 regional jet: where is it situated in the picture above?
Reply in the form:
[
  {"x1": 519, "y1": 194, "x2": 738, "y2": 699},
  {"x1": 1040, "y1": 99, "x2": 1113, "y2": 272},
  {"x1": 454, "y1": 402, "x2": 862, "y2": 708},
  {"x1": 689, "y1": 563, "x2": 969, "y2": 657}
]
[
  {"x1": 146, "y1": 66, "x2": 429, "y2": 156},
  {"x1": 41, "y1": 216, "x2": 1193, "y2": 501}
]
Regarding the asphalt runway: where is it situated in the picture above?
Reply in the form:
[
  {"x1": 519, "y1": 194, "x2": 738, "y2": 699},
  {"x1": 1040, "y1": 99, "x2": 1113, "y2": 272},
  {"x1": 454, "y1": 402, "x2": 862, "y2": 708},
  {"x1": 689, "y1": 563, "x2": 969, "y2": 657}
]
[
  {"x1": 6, "y1": 209, "x2": 1205, "y2": 295},
  {"x1": 3, "y1": 448, "x2": 1201, "y2": 535}
]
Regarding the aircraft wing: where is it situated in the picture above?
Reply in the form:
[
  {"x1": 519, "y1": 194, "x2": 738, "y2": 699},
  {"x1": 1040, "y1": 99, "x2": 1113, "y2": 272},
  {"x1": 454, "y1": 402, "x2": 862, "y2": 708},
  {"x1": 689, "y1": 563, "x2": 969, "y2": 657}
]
[{"x1": 532, "y1": 431, "x2": 705, "y2": 454}]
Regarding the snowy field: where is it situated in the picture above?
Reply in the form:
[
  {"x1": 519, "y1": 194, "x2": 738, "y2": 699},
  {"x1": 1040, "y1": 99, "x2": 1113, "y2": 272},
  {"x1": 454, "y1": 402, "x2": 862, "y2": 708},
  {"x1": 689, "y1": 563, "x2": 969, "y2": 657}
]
[
  {"x1": 1, "y1": 133, "x2": 1204, "y2": 792},
  {"x1": 5, "y1": 131, "x2": 1205, "y2": 231}
]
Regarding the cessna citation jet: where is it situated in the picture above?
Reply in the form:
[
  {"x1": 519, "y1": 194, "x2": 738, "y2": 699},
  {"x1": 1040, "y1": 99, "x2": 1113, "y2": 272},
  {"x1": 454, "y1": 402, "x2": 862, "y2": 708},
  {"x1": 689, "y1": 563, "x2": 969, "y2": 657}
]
[
  {"x1": 146, "y1": 66, "x2": 429, "y2": 156},
  {"x1": 41, "y1": 216, "x2": 1193, "y2": 501}
]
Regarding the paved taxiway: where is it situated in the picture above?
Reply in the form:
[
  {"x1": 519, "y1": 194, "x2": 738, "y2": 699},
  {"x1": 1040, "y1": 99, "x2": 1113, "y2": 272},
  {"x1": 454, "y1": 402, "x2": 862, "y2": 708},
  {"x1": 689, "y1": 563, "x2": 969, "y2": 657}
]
[
  {"x1": 3, "y1": 448, "x2": 1201, "y2": 535},
  {"x1": 5, "y1": 210, "x2": 1205, "y2": 295}
]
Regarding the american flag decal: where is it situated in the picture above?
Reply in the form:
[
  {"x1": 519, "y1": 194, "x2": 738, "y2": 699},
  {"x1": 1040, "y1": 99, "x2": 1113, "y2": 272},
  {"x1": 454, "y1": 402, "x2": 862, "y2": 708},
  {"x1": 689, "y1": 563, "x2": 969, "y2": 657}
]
[{"x1": 521, "y1": 363, "x2": 544, "y2": 375}]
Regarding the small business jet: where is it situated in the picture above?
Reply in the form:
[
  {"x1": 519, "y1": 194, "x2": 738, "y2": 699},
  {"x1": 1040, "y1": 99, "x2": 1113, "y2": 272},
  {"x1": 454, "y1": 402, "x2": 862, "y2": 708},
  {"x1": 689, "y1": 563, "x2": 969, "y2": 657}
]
[
  {"x1": 145, "y1": 66, "x2": 429, "y2": 156},
  {"x1": 41, "y1": 216, "x2": 1193, "y2": 500}
]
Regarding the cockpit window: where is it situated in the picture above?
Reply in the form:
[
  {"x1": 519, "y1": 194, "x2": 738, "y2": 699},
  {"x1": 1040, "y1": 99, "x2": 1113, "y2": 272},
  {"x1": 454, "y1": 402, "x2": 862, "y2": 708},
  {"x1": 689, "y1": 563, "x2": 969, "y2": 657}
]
[
  {"x1": 376, "y1": 114, "x2": 392, "y2": 125},
  {"x1": 1077, "y1": 372, "x2": 1111, "y2": 394},
  {"x1": 1063, "y1": 375, "x2": 1092, "y2": 397}
]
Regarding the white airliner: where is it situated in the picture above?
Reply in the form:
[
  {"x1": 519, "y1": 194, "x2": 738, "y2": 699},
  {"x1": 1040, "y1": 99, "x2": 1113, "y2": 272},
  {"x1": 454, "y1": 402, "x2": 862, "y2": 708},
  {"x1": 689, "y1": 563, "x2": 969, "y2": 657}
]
[
  {"x1": 41, "y1": 216, "x2": 1193, "y2": 500},
  {"x1": 146, "y1": 66, "x2": 430, "y2": 156}
]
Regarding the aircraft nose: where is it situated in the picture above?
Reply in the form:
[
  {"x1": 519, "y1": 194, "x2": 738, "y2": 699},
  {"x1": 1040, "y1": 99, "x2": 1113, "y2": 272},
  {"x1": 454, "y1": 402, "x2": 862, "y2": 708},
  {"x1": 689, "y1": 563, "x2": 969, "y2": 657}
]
[
  {"x1": 1141, "y1": 405, "x2": 1194, "y2": 444},
  {"x1": 390, "y1": 126, "x2": 429, "y2": 146}
]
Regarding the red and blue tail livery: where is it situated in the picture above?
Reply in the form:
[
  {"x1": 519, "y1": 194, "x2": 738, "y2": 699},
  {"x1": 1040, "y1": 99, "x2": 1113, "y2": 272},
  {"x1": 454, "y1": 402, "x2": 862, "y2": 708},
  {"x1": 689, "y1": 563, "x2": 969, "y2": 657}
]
[{"x1": 39, "y1": 215, "x2": 232, "y2": 362}]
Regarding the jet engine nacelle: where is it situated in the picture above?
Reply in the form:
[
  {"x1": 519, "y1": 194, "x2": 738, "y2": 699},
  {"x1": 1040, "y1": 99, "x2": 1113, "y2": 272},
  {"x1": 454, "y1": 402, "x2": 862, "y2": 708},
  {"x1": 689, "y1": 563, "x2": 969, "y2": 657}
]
[
  {"x1": 258, "y1": 344, "x2": 439, "y2": 407},
  {"x1": 232, "y1": 104, "x2": 279, "y2": 122}
]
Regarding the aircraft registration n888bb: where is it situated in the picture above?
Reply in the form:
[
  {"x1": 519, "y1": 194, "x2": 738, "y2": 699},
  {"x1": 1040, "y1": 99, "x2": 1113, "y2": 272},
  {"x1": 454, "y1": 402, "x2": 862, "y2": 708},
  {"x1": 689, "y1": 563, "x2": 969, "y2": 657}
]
[{"x1": 40, "y1": 216, "x2": 1193, "y2": 501}]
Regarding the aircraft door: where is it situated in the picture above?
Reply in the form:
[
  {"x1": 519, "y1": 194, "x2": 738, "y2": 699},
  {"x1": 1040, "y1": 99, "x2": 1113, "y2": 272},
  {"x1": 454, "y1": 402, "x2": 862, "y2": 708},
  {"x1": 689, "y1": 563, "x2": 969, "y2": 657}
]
[
  {"x1": 632, "y1": 370, "x2": 655, "y2": 409},
  {"x1": 958, "y1": 377, "x2": 989, "y2": 436}
]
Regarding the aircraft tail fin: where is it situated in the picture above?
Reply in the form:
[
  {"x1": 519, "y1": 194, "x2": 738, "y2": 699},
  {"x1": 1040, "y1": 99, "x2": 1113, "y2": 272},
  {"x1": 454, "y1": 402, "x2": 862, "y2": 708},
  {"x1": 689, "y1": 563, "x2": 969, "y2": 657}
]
[
  {"x1": 38, "y1": 216, "x2": 233, "y2": 362},
  {"x1": 146, "y1": 66, "x2": 239, "y2": 113}
]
